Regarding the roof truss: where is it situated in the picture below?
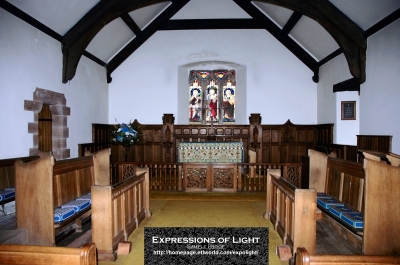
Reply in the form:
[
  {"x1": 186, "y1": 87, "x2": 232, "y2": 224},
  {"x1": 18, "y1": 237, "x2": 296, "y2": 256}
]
[
  {"x1": 3, "y1": 0, "x2": 384, "y2": 85},
  {"x1": 60, "y1": 0, "x2": 368, "y2": 84}
]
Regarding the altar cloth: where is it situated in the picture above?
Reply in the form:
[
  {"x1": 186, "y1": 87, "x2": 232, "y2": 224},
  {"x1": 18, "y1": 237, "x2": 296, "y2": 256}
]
[{"x1": 178, "y1": 142, "x2": 244, "y2": 163}]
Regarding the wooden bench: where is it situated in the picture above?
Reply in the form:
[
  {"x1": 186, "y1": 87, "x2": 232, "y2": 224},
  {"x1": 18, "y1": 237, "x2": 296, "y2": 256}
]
[
  {"x1": 15, "y1": 148, "x2": 110, "y2": 246},
  {"x1": 0, "y1": 155, "x2": 40, "y2": 207},
  {"x1": 0, "y1": 242, "x2": 97, "y2": 265},
  {"x1": 309, "y1": 149, "x2": 400, "y2": 255},
  {"x1": 264, "y1": 169, "x2": 316, "y2": 258},
  {"x1": 92, "y1": 167, "x2": 151, "y2": 261},
  {"x1": 295, "y1": 247, "x2": 400, "y2": 265}
]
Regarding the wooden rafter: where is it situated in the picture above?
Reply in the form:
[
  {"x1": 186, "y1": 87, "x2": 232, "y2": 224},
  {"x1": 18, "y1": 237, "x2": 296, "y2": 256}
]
[
  {"x1": 232, "y1": 0, "x2": 320, "y2": 81},
  {"x1": 282, "y1": 11, "x2": 302, "y2": 35},
  {"x1": 106, "y1": 0, "x2": 190, "y2": 80},
  {"x1": 120, "y1": 13, "x2": 142, "y2": 36},
  {"x1": 333, "y1": 77, "x2": 360, "y2": 93},
  {"x1": 256, "y1": 0, "x2": 367, "y2": 83},
  {"x1": 61, "y1": 0, "x2": 367, "y2": 84},
  {"x1": 61, "y1": 0, "x2": 175, "y2": 84},
  {"x1": 159, "y1": 19, "x2": 264, "y2": 30}
]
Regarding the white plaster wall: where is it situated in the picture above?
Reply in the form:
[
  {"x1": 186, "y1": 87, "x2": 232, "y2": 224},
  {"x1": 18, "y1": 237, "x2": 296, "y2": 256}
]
[
  {"x1": 360, "y1": 19, "x2": 400, "y2": 153},
  {"x1": 318, "y1": 54, "x2": 360, "y2": 145},
  {"x1": 110, "y1": 29, "x2": 317, "y2": 125},
  {"x1": 0, "y1": 10, "x2": 108, "y2": 159}
]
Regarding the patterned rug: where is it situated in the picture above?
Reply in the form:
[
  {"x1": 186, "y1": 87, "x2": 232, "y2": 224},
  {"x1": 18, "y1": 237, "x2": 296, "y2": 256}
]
[{"x1": 149, "y1": 191, "x2": 265, "y2": 202}]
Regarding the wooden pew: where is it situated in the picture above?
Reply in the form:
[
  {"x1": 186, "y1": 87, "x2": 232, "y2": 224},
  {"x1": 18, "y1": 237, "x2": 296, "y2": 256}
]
[
  {"x1": 264, "y1": 169, "x2": 316, "y2": 257},
  {"x1": 295, "y1": 247, "x2": 400, "y2": 265},
  {"x1": 309, "y1": 149, "x2": 365, "y2": 249},
  {"x1": 309, "y1": 149, "x2": 400, "y2": 255},
  {"x1": 0, "y1": 242, "x2": 97, "y2": 265},
  {"x1": 362, "y1": 156, "x2": 400, "y2": 255},
  {"x1": 0, "y1": 155, "x2": 40, "y2": 207},
  {"x1": 91, "y1": 167, "x2": 151, "y2": 261},
  {"x1": 15, "y1": 148, "x2": 110, "y2": 246}
]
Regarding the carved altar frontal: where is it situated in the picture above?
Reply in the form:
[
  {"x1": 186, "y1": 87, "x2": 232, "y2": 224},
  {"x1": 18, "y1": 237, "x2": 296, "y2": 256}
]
[{"x1": 178, "y1": 142, "x2": 244, "y2": 163}]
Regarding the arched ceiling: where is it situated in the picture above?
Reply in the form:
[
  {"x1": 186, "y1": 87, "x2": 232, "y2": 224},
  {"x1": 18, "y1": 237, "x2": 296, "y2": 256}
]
[{"x1": 2, "y1": 0, "x2": 400, "y2": 87}]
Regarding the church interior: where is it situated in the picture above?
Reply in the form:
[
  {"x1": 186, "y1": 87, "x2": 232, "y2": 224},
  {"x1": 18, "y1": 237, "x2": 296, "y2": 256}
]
[{"x1": 1, "y1": 0, "x2": 400, "y2": 264}]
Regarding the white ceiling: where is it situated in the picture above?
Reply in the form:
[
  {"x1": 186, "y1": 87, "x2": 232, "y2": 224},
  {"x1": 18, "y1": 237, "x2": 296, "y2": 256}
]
[{"x1": 5, "y1": 0, "x2": 400, "y2": 66}]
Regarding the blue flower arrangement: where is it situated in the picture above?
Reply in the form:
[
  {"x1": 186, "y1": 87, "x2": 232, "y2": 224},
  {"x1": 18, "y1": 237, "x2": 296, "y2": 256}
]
[{"x1": 111, "y1": 122, "x2": 140, "y2": 146}]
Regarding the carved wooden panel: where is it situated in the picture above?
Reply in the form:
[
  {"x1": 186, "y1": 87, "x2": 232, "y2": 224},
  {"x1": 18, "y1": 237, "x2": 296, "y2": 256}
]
[
  {"x1": 213, "y1": 168, "x2": 234, "y2": 189},
  {"x1": 186, "y1": 168, "x2": 207, "y2": 190},
  {"x1": 122, "y1": 164, "x2": 135, "y2": 180},
  {"x1": 284, "y1": 166, "x2": 301, "y2": 188}
]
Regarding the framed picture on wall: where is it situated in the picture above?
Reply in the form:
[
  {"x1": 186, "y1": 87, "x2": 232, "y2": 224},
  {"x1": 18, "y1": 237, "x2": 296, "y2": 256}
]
[{"x1": 341, "y1": 101, "x2": 356, "y2": 120}]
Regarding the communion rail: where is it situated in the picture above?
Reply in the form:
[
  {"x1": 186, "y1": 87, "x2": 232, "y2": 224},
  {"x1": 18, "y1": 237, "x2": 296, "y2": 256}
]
[{"x1": 110, "y1": 162, "x2": 302, "y2": 191}]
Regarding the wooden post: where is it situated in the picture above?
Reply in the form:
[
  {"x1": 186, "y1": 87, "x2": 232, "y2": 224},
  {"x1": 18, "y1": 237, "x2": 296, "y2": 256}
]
[
  {"x1": 15, "y1": 156, "x2": 55, "y2": 246},
  {"x1": 293, "y1": 189, "x2": 316, "y2": 255},
  {"x1": 93, "y1": 148, "x2": 111, "y2": 186},
  {"x1": 91, "y1": 185, "x2": 116, "y2": 262}
]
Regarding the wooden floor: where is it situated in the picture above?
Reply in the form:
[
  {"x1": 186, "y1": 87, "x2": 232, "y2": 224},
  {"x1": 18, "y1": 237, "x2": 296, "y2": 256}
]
[
  {"x1": 0, "y1": 212, "x2": 92, "y2": 246},
  {"x1": 1, "y1": 212, "x2": 361, "y2": 255},
  {"x1": 316, "y1": 219, "x2": 361, "y2": 254}
]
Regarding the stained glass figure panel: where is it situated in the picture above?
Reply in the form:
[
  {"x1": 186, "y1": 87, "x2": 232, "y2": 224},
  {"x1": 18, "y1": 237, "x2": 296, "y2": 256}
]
[
  {"x1": 206, "y1": 80, "x2": 219, "y2": 123},
  {"x1": 222, "y1": 81, "x2": 235, "y2": 123},
  {"x1": 189, "y1": 80, "x2": 202, "y2": 123}
]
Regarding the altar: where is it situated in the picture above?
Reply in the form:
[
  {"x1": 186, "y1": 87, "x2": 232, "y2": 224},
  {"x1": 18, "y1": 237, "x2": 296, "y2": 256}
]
[{"x1": 178, "y1": 142, "x2": 244, "y2": 163}]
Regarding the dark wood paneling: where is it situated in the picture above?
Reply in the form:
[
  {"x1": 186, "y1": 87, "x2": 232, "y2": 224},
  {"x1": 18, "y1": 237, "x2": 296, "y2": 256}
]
[
  {"x1": 92, "y1": 123, "x2": 112, "y2": 143},
  {"x1": 89, "y1": 121, "x2": 336, "y2": 163},
  {"x1": 357, "y1": 135, "x2": 392, "y2": 153}
]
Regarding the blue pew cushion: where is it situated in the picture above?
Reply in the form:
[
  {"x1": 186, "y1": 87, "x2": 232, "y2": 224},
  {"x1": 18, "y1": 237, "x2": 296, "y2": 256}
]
[
  {"x1": 341, "y1": 212, "x2": 363, "y2": 228},
  {"x1": 0, "y1": 188, "x2": 15, "y2": 202},
  {"x1": 329, "y1": 205, "x2": 358, "y2": 218},
  {"x1": 60, "y1": 199, "x2": 91, "y2": 213},
  {"x1": 54, "y1": 207, "x2": 75, "y2": 223},
  {"x1": 76, "y1": 193, "x2": 91, "y2": 202},
  {"x1": 317, "y1": 198, "x2": 344, "y2": 209}
]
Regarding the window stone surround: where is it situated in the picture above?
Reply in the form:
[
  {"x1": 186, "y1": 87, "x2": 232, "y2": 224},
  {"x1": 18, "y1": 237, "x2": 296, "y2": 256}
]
[{"x1": 24, "y1": 88, "x2": 70, "y2": 160}]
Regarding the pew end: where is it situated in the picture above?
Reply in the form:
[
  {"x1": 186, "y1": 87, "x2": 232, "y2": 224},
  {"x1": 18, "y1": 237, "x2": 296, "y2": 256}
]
[
  {"x1": 295, "y1": 247, "x2": 400, "y2": 265},
  {"x1": 0, "y1": 242, "x2": 97, "y2": 265},
  {"x1": 265, "y1": 168, "x2": 316, "y2": 257}
]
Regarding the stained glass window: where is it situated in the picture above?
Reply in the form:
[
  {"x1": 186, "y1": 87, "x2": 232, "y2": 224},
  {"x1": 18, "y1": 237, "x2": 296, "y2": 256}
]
[{"x1": 188, "y1": 70, "x2": 236, "y2": 124}]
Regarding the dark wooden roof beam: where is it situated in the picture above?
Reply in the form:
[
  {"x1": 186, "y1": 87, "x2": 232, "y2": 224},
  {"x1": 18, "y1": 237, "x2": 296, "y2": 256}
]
[
  {"x1": 106, "y1": 0, "x2": 190, "y2": 80},
  {"x1": 333, "y1": 77, "x2": 360, "y2": 93},
  {"x1": 120, "y1": 13, "x2": 142, "y2": 36},
  {"x1": 62, "y1": 0, "x2": 121, "y2": 51},
  {"x1": 0, "y1": 1, "x2": 62, "y2": 42},
  {"x1": 0, "y1": 1, "x2": 106, "y2": 70},
  {"x1": 365, "y1": 8, "x2": 400, "y2": 37},
  {"x1": 233, "y1": 0, "x2": 319, "y2": 77},
  {"x1": 318, "y1": 48, "x2": 342, "y2": 67},
  {"x1": 62, "y1": 0, "x2": 190, "y2": 84},
  {"x1": 256, "y1": 0, "x2": 367, "y2": 83},
  {"x1": 160, "y1": 19, "x2": 264, "y2": 30},
  {"x1": 282, "y1": 11, "x2": 302, "y2": 35}
]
